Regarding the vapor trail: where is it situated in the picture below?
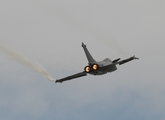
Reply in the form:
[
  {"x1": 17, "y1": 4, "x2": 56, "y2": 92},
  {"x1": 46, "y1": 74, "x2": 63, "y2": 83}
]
[{"x1": 0, "y1": 42, "x2": 55, "y2": 82}]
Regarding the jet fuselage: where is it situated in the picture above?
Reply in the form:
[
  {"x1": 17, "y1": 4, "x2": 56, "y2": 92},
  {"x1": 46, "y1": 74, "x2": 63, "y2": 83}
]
[{"x1": 87, "y1": 59, "x2": 117, "y2": 75}]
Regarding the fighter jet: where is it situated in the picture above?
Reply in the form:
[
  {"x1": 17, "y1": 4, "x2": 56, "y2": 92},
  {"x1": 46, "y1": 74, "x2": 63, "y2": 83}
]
[{"x1": 55, "y1": 42, "x2": 138, "y2": 83}]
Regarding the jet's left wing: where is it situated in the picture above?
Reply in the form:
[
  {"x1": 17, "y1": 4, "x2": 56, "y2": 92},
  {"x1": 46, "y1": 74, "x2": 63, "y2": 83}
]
[{"x1": 55, "y1": 71, "x2": 87, "y2": 83}]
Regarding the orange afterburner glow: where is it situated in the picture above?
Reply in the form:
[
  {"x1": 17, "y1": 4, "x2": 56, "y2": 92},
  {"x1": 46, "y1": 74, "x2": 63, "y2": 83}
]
[
  {"x1": 84, "y1": 66, "x2": 91, "y2": 73},
  {"x1": 92, "y1": 64, "x2": 98, "y2": 70}
]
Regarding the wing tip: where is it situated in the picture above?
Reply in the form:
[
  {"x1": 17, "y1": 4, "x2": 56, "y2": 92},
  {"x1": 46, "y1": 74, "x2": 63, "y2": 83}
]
[
  {"x1": 134, "y1": 56, "x2": 139, "y2": 60},
  {"x1": 55, "y1": 80, "x2": 62, "y2": 83}
]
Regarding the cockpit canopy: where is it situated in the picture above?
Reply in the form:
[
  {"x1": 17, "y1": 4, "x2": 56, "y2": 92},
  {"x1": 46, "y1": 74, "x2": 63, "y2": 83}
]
[{"x1": 103, "y1": 58, "x2": 112, "y2": 62}]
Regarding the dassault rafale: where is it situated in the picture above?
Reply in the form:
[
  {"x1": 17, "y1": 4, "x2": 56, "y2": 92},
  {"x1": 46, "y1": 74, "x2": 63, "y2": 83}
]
[{"x1": 55, "y1": 42, "x2": 138, "y2": 83}]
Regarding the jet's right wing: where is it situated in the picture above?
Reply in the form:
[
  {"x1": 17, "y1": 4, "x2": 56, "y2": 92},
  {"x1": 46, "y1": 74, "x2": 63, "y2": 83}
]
[
  {"x1": 118, "y1": 56, "x2": 139, "y2": 65},
  {"x1": 55, "y1": 71, "x2": 87, "y2": 83}
]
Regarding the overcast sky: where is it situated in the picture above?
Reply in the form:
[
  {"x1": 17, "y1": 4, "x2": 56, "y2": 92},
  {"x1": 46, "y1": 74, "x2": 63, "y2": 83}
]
[{"x1": 0, "y1": 0, "x2": 165, "y2": 120}]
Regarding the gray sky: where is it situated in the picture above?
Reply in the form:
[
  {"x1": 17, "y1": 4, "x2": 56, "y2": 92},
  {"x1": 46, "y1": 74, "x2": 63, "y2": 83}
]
[{"x1": 0, "y1": 0, "x2": 165, "y2": 120}]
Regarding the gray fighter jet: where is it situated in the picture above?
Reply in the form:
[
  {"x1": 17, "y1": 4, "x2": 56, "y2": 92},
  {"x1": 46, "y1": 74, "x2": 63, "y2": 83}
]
[{"x1": 55, "y1": 42, "x2": 138, "y2": 83}]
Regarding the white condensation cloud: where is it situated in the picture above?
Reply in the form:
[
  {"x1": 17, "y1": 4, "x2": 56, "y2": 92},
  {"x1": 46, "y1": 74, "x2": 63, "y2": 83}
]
[{"x1": 0, "y1": 0, "x2": 165, "y2": 120}]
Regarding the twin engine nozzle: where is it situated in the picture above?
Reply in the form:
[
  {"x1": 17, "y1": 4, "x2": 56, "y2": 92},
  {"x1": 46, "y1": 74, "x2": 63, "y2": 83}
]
[{"x1": 84, "y1": 64, "x2": 99, "y2": 73}]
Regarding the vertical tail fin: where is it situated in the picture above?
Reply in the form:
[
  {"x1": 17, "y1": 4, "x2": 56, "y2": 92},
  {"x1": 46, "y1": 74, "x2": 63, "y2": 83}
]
[{"x1": 82, "y1": 42, "x2": 96, "y2": 63}]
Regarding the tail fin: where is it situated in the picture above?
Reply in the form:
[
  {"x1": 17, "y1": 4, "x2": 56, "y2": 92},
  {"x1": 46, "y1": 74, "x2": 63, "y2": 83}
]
[{"x1": 82, "y1": 42, "x2": 96, "y2": 64}]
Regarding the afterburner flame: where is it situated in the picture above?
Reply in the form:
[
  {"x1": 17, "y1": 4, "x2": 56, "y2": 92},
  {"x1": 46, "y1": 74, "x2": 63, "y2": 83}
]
[
  {"x1": 92, "y1": 64, "x2": 98, "y2": 70},
  {"x1": 84, "y1": 66, "x2": 91, "y2": 73}
]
